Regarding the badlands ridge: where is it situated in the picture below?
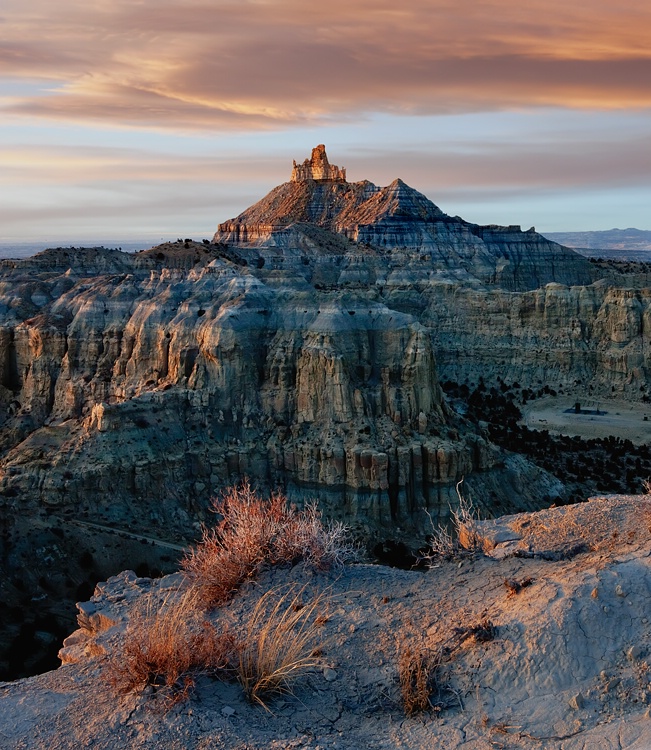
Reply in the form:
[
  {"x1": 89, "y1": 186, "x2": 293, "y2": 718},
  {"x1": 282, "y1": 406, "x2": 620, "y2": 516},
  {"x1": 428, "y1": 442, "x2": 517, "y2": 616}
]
[{"x1": 1, "y1": 145, "x2": 651, "y2": 728}]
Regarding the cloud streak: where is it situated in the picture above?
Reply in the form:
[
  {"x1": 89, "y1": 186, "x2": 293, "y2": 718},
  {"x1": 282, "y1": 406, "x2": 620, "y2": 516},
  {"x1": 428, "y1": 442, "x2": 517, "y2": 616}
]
[
  {"x1": 2, "y1": 0, "x2": 651, "y2": 130},
  {"x1": 3, "y1": 128, "x2": 651, "y2": 239}
]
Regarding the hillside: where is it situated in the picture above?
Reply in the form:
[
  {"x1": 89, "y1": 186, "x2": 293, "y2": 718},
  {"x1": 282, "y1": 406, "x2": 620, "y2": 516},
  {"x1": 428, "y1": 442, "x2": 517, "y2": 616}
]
[
  {"x1": 2, "y1": 495, "x2": 651, "y2": 749},
  {"x1": 1, "y1": 146, "x2": 651, "y2": 681}
]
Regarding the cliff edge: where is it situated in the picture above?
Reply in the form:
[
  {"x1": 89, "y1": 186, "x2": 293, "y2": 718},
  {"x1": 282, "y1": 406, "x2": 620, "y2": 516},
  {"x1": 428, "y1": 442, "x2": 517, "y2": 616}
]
[{"x1": 1, "y1": 495, "x2": 651, "y2": 749}]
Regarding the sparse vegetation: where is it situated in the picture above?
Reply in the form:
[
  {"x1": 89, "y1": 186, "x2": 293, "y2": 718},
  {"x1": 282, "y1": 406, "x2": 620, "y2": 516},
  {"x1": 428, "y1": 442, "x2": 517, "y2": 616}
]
[
  {"x1": 421, "y1": 480, "x2": 482, "y2": 563},
  {"x1": 181, "y1": 483, "x2": 354, "y2": 607},
  {"x1": 106, "y1": 485, "x2": 351, "y2": 709},
  {"x1": 107, "y1": 588, "x2": 238, "y2": 706},
  {"x1": 398, "y1": 644, "x2": 441, "y2": 716},
  {"x1": 441, "y1": 380, "x2": 651, "y2": 500},
  {"x1": 453, "y1": 617, "x2": 496, "y2": 645},
  {"x1": 237, "y1": 585, "x2": 327, "y2": 708},
  {"x1": 504, "y1": 577, "x2": 534, "y2": 598}
]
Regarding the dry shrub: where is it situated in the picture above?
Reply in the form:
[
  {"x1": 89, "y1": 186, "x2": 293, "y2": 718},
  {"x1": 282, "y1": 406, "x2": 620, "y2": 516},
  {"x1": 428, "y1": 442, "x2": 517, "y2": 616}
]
[
  {"x1": 399, "y1": 645, "x2": 440, "y2": 716},
  {"x1": 422, "y1": 479, "x2": 481, "y2": 562},
  {"x1": 182, "y1": 482, "x2": 354, "y2": 607},
  {"x1": 237, "y1": 585, "x2": 327, "y2": 708},
  {"x1": 504, "y1": 577, "x2": 534, "y2": 598},
  {"x1": 108, "y1": 587, "x2": 238, "y2": 707}
]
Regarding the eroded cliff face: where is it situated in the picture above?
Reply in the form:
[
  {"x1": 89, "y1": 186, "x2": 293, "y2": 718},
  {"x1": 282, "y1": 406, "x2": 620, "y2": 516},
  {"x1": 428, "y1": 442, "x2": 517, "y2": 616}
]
[
  {"x1": 424, "y1": 281, "x2": 651, "y2": 392},
  {"x1": 214, "y1": 159, "x2": 595, "y2": 293},
  {"x1": 0, "y1": 249, "x2": 537, "y2": 537},
  {"x1": 4, "y1": 150, "x2": 648, "y2": 677},
  {"x1": 1, "y1": 162, "x2": 649, "y2": 555}
]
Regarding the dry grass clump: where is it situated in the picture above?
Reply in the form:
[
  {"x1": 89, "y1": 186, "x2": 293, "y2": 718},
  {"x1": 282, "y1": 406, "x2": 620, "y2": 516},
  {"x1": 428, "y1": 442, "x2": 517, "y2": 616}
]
[
  {"x1": 399, "y1": 645, "x2": 441, "y2": 716},
  {"x1": 422, "y1": 480, "x2": 482, "y2": 563},
  {"x1": 109, "y1": 485, "x2": 350, "y2": 709},
  {"x1": 108, "y1": 588, "x2": 238, "y2": 707},
  {"x1": 182, "y1": 483, "x2": 354, "y2": 607},
  {"x1": 453, "y1": 617, "x2": 497, "y2": 645},
  {"x1": 238, "y1": 585, "x2": 327, "y2": 708}
]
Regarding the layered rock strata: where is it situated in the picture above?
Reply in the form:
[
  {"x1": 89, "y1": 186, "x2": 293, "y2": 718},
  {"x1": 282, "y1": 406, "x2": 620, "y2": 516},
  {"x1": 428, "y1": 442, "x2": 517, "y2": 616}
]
[
  {"x1": 3, "y1": 148, "x2": 648, "y2": 677},
  {"x1": 215, "y1": 146, "x2": 595, "y2": 292},
  {"x1": 0, "y1": 245, "x2": 557, "y2": 535}
]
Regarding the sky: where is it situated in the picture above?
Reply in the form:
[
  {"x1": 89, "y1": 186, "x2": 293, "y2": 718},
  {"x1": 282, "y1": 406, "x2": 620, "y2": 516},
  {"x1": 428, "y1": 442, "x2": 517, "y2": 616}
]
[{"x1": 1, "y1": 0, "x2": 651, "y2": 245}]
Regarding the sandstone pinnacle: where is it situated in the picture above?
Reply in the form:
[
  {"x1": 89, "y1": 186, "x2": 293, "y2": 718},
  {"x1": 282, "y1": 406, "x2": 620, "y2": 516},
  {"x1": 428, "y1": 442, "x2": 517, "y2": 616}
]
[{"x1": 291, "y1": 144, "x2": 346, "y2": 183}]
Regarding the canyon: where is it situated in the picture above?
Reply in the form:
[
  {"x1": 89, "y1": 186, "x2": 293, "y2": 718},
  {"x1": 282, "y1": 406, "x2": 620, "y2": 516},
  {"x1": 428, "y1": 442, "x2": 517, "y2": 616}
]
[{"x1": 1, "y1": 146, "x2": 650, "y2": 679}]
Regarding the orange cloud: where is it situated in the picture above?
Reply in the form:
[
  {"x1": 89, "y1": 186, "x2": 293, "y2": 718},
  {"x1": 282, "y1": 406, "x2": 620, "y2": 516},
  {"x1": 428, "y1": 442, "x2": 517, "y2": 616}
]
[{"x1": 2, "y1": 0, "x2": 651, "y2": 130}]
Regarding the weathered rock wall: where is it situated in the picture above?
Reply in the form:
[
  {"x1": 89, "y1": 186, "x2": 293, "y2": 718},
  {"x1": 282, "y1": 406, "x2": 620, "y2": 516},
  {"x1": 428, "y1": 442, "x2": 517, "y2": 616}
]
[
  {"x1": 214, "y1": 167, "x2": 595, "y2": 292},
  {"x1": 422, "y1": 281, "x2": 651, "y2": 394},
  {"x1": 1, "y1": 254, "x2": 552, "y2": 541}
]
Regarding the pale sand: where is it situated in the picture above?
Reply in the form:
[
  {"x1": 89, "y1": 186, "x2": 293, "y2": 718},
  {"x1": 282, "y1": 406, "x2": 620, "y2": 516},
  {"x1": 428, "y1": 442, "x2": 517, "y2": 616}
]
[{"x1": 521, "y1": 395, "x2": 651, "y2": 444}]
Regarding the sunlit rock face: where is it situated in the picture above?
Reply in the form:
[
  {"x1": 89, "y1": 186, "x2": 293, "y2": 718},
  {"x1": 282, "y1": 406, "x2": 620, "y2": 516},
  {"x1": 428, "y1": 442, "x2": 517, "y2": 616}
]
[
  {"x1": 426, "y1": 281, "x2": 651, "y2": 391},
  {"x1": 0, "y1": 149, "x2": 648, "y2": 551},
  {"x1": 291, "y1": 143, "x2": 347, "y2": 183},
  {"x1": 0, "y1": 231, "x2": 575, "y2": 565},
  {"x1": 215, "y1": 146, "x2": 595, "y2": 292}
]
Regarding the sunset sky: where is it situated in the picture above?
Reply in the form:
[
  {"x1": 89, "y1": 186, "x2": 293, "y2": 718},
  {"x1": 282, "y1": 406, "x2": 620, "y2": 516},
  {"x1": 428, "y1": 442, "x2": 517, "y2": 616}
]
[{"x1": 1, "y1": 0, "x2": 650, "y2": 244}]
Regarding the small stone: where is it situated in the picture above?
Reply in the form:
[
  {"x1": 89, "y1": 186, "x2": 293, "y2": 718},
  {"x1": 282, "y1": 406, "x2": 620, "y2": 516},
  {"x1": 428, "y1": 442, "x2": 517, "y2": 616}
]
[
  {"x1": 628, "y1": 644, "x2": 646, "y2": 661},
  {"x1": 605, "y1": 678, "x2": 621, "y2": 693},
  {"x1": 603, "y1": 606, "x2": 609, "y2": 613},
  {"x1": 77, "y1": 601, "x2": 97, "y2": 617},
  {"x1": 569, "y1": 693, "x2": 585, "y2": 710},
  {"x1": 323, "y1": 667, "x2": 338, "y2": 682},
  {"x1": 591, "y1": 587, "x2": 598, "y2": 599},
  {"x1": 615, "y1": 584, "x2": 626, "y2": 597},
  {"x1": 221, "y1": 706, "x2": 236, "y2": 717}
]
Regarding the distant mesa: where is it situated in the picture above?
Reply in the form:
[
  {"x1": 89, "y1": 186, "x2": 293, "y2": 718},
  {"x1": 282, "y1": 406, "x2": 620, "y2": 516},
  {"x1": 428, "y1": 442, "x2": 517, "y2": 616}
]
[
  {"x1": 213, "y1": 144, "x2": 595, "y2": 291},
  {"x1": 291, "y1": 144, "x2": 346, "y2": 183}
]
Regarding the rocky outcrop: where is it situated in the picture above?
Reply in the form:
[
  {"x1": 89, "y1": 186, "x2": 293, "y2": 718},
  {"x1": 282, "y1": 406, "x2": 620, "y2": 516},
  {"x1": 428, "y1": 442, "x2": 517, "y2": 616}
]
[
  {"x1": 4, "y1": 497, "x2": 651, "y2": 749},
  {"x1": 291, "y1": 143, "x2": 346, "y2": 182},
  {"x1": 0, "y1": 251, "x2": 553, "y2": 535},
  {"x1": 3, "y1": 146, "x2": 649, "y2": 682},
  {"x1": 425, "y1": 281, "x2": 651, "y2": 393},
  {"x1": 215, "y1": 146, "x2": 595, "y2": 292}
]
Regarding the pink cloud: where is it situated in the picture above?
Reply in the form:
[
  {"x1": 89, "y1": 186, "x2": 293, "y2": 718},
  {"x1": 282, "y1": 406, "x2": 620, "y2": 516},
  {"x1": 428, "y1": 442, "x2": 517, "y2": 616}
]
[{"x1": 1, "y1": 0, "x2": 651, "y2": 130}]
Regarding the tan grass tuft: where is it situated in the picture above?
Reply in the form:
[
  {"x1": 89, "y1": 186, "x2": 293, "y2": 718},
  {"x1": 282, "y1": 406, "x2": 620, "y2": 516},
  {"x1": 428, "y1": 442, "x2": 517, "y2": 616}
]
[
  {"x1": 399, "y1": 644, "x2": 440, "y2": 716},
  {"x1": 107, "y1": 587, "x2": 238, "y2": 707},
  {"x1": 237, "y1": 585, "x2": 327, "y2": 708},
  {"x1": 421, "y1": 479, "x2": 481, "y2": 562}
]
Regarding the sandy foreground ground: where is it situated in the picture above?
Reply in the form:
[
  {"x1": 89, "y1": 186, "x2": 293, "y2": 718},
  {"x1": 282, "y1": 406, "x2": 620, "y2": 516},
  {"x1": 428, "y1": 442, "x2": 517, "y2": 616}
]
[
  {"x1": 521, "y1": 396, "x2": 651, "y2": 444},
  {"x1": 2, "y1": 496, "x2": 651, "y2": 749}
]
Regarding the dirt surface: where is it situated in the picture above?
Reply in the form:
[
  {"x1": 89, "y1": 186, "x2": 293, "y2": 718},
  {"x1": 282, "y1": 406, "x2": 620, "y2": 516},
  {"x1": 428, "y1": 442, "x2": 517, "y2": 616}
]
[
  {"x1": 521, "y1": 396, "x2": 651, "y2": 444},
  {"x1": 3, "y1": 496, "x2": 651, "y2": 749}
]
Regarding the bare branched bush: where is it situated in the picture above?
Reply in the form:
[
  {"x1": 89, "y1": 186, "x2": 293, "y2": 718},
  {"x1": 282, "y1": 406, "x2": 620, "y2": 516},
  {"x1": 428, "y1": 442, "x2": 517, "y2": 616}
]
[
  {"x1": 237, "y1": 585, "x2": 327, "y2": 708},
  {"x1": 182, "y1": 483, "x2": 355, "y2": 607},
  {"x1": 421, "y1": 479, "x2": 481, "y2": 563},
  {"x1": 107, "y1": 588, "x2": 238, "y2": 707}
]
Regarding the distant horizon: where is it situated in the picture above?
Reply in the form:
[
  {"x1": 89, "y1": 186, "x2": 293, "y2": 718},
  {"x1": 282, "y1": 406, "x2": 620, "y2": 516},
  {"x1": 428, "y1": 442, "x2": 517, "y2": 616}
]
[
  {"x1": 2, "y1": 225, "x2": 651, "y2": 263},
  {"x1": 2, "y1": 225, "x2": 651, "y2": 252}
]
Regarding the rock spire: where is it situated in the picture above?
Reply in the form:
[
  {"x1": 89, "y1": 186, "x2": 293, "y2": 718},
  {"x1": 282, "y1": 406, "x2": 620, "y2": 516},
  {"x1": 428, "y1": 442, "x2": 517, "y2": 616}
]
[{"x1": 291, "y1": 144, "x2": 346, "y2": 183}]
